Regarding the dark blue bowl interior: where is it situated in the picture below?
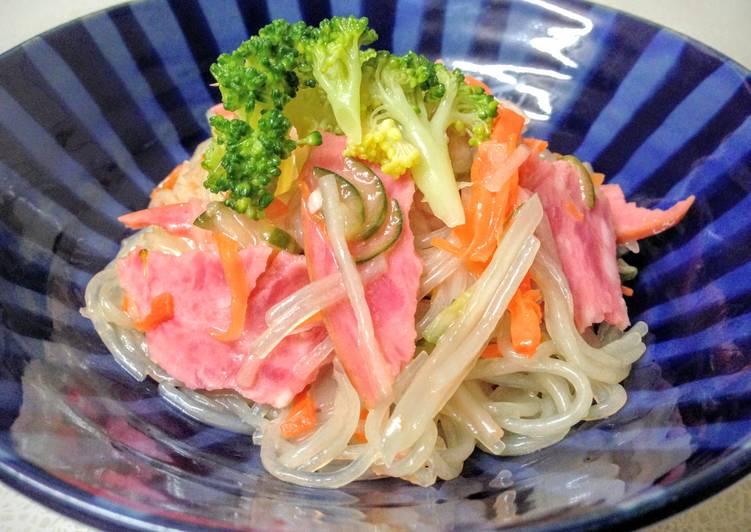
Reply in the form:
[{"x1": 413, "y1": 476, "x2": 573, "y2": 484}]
[{"x1": 1, "y1": 0, "x2": 750, "y2": 530}]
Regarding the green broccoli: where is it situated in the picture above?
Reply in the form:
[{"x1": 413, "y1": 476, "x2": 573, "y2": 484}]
[
  {"x1": 202, "y1": 112, "x2": 320, "y2": 216},
  {"x1": 304, "y1": 16, "x2": 377, "y2": 143},
  {"x1": 202, "y1": 17, "x2": 497, "y2": 223},
  {"x1": 203, "y1": 17, "x2": 376, "y2": 218},
  {"x1": 352, "y1": 51, "x2": 497, "y2": 227}
]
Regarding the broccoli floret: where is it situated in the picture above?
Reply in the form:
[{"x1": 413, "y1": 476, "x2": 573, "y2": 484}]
[
  {"x1": 209, "y1": 19, "x2": 316, "y2": 121},
  {"x1": 429, "y1": 65, "x2": 498, "y2": 146},
  {"x1": 344, "y1": 117, "x2": 419, "y2": 176},
  {"x1": 305, "y1": 16, "x2": 377, "y2": 144},
  {"x1": 354, "y1": 51, "x2": 497, "y2": 227},
  {"x1": 203, "y1": 19, "x2": 322, "y2": 218},
  {"x1": 283, "y1": 86, "x2": 341, "y2": 138},
  {"x1": 203, "y1": 113, "x2": 319, "y2": 218}
]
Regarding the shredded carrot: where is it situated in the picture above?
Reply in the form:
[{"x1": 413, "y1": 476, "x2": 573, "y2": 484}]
[
  {"x1": 621, "y1": 285, "x2": 634, "y2": 297},
  {"x1": 150, "y1": 162, "x2": 185, "y2": 199},
  {"x1": 523, "y1": 137, "x2": 548, "y2": 157},
  {"x1": 280, "y1": 389, "x2": 318, "y2": 440},
  {"x1": 430, "y1": 235, "x2": 463, "y2": 257},
  {"x1": 591, "y1": 171, "x2": 605, "y2": 188},
  {"x1": 133, "y1": 293, "x2": 174, "y2": 332},
  {"x1": 121, "y1": 293, "x2": 130, "y2": 313},
  {"x1": 351, "y1": 408, "x2": 369, "y2": 443},
  {"x1": 464, "y1": 74, "x2": 493, "y2": 95},
  {"x1": 211, "y1": 232, "x2": 250, "y2": 342},
  {"x1": 265, "y1": 197, "x2": 289, "y2": 219},
  {"x1": 480, "y1": 343, "x2": 501, "y2": 359},
  {"x1": 565, "y1": 198, "x2": 585, "y2": 221},
  {"x1": 445, "y1": 107, "x2": 526, "y2": 272},
  {"x1": 294, "y1": 311, "x2": 323, "y2": 332},
  {"x1": 508, "y1": 276, "x2": 542, "y2": 357},
  {"x1": 491, "y1": 107, "x2": 526, "y2": 146}
]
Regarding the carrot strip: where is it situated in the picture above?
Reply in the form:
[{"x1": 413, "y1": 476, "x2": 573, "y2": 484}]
[
  {"x1": 265, "y1": 197, "x2": 289, "y2": 219},
  {"x1": 621, "y1": 285, "x2": 634, "y2": 297},
  {"x1": 565, "y1": 198, "x2": 584, "y2": 221},
  {"x1": 431, "y1": 107, "x2": 526, "y2": 274},
  {"x1": 508, "y1": 276, "x2": 542, "y2": 357},
  {"x1": 211, "y1": 232, "x2": 250, "y2": 342},
  {"x1": 133, "y1": 293, "x2": 174, "y2": 332},
  {"x1": 480, "y1": 343, "x2": 501, "y2": 359},
  {"x1": 121, "y1": 293, "x2": 130, "y2": 313},
  {"x1": 464, "y1": 74, "x2": 493, "y2": 95},
  {"x1": 150, "y1": 162, "x2": 185, "y2": 199},
  {"x1": 430, "y1": 236, "x2": 463, "y2": 257},
  {"x1": 591, "y1": 171, "x2": 605, "y2": 188},
  {"x1": 523, "y1": 137, "x2": 548, "y2": 157},
  {"x1": 491, "y1": 107, "x2": 526, "y2": 146},
  {"x1": 351, "y1": 408, "x2": 369, "y2": 443},
  {"x1": 280, "y1": 389, "x2": 318, "y2": 440},
  {"x1": 292, "y1": 311, "x2": 324, "y2": 333}
]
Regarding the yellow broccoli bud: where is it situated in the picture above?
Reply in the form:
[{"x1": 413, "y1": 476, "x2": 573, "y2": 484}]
[{"x1": 344, "y1": 119, "x2": 420, "y2": 177}]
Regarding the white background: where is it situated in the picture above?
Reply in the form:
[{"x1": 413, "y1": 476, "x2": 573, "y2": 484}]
[{"x1": 0, "y1": 1, "x2": 748, "y2": 530}]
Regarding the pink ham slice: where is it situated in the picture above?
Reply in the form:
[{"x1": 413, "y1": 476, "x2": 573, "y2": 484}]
[
  {"x1": 300, "y1": 133, "x2": 422, "y2": 406},
  {"x1": 118, "y1": 199, "x2": 207, "y2": 235},
  {"x1": 600, "y1": 184, "x2": 694, "y2": 244},
  {"x1": 117, "y1": 247, "x2": 327, "y2": 408},
  {"x1": 520, "y1": 156, "x2": 628, "y2": 332}
]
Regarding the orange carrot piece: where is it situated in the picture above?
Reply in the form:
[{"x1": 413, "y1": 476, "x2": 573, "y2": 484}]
[
  {"x1": 591, "y1": 172, "x2": 605, "y2": 188},
  {"x1": 150, "y1": 162, "x2": 185, "y2": 199},
  {"x1": 508, "y1": 276, "x2": 542, "y2": 357},
  {"x1": 565, "y1": 198, "x2": 585, "y2": 221},
  {"x1": 351, "y1": 408, "x2": 369, "y2": 444},
  {"x1": 464, "y1": 74, "x2": 493, "y2": 95},
  {"x1": 523, "y1": 137, "x2": 549, "y2": 157},
  {"x1": 435, "y1": 107, "x2": 526, "y2": 274},
  {"x1": 121, "y1": 293, "x2": 130, "y2": 313},
  {"x1": 265, "y1": 197, "x2": 289, "y2": 220},
  {"x1": 133, "y1": 293, "x2": 174, "y2": 332},
  {"x1": 480, "y1": 343, "x2": 501, "y2": 359},
  {"x1": 430, "y1": 236, "x2": 463, "y2": 257},
  {"x1": 280, "y1": 389, "x2": 318, "y2": 440},
  {"x1": 621, "y1": 285, "x2": 634, "y2": 297},
  {"x1": 211, "y1": 232, "x2": 250, "y2": 342},
  {"x1": 491, "y1": 107, "x2": 526, "y2": 146}
]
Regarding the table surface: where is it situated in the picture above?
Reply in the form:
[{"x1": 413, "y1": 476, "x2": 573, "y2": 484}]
[{"x1": 0, "y1": 1, "x2": 749, "y2": 531}]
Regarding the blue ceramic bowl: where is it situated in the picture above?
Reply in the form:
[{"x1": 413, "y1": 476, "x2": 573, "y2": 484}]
[{"x1": 1, "y1": 1, "x2": 750, "y2": 530}]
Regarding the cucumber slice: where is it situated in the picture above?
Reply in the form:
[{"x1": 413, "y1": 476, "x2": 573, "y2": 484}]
[
  {"x1": 313, "y1": 166, "x2": 365, "y2": 240},
  {"x1": 194, "y1": 201, "x2": 301, "y2": 253},
  {"x1": 350, "y1": 198, "x2": 403, "y2": 263},
  {"x1": 617, "y1": 258, "x2": 638, "y2": 281},
  {"x1": 561, "y1": 155, "x2": 596, "y2": 208},
  {"x1": 343, "y1": 158, "x2": 388, "y2": 239}
]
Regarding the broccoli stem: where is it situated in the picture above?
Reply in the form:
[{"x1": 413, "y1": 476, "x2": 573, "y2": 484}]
[{"x1": 375, "y1": 72, "x2": 465, "y2": 228}]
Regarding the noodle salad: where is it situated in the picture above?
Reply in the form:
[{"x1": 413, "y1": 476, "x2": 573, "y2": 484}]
[{"x1": 81, "y1": 17, "x2": 694, "y2": 488}]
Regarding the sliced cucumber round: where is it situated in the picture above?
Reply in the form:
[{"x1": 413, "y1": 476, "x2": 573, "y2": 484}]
[
  {"x1": 313, "y1": 166, "x2": 365, "y2": 240},
  {"x1": 194, "y1": 201, "x2": 301, "y2": 253},
  {"x1": 350, "y1": 198, "x2": 403, "y2": 263},
  {"x1": 561, "y1": 155, "x2": 596, "y2": 209},
  {"x1": 343, "y1": 158, "x2": 388, "y2": 240}
]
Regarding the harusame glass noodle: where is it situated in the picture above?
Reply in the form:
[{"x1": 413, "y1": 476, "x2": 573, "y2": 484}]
[{"x1": 82, "y1": 143, "x2": 648, "y2": 487}]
